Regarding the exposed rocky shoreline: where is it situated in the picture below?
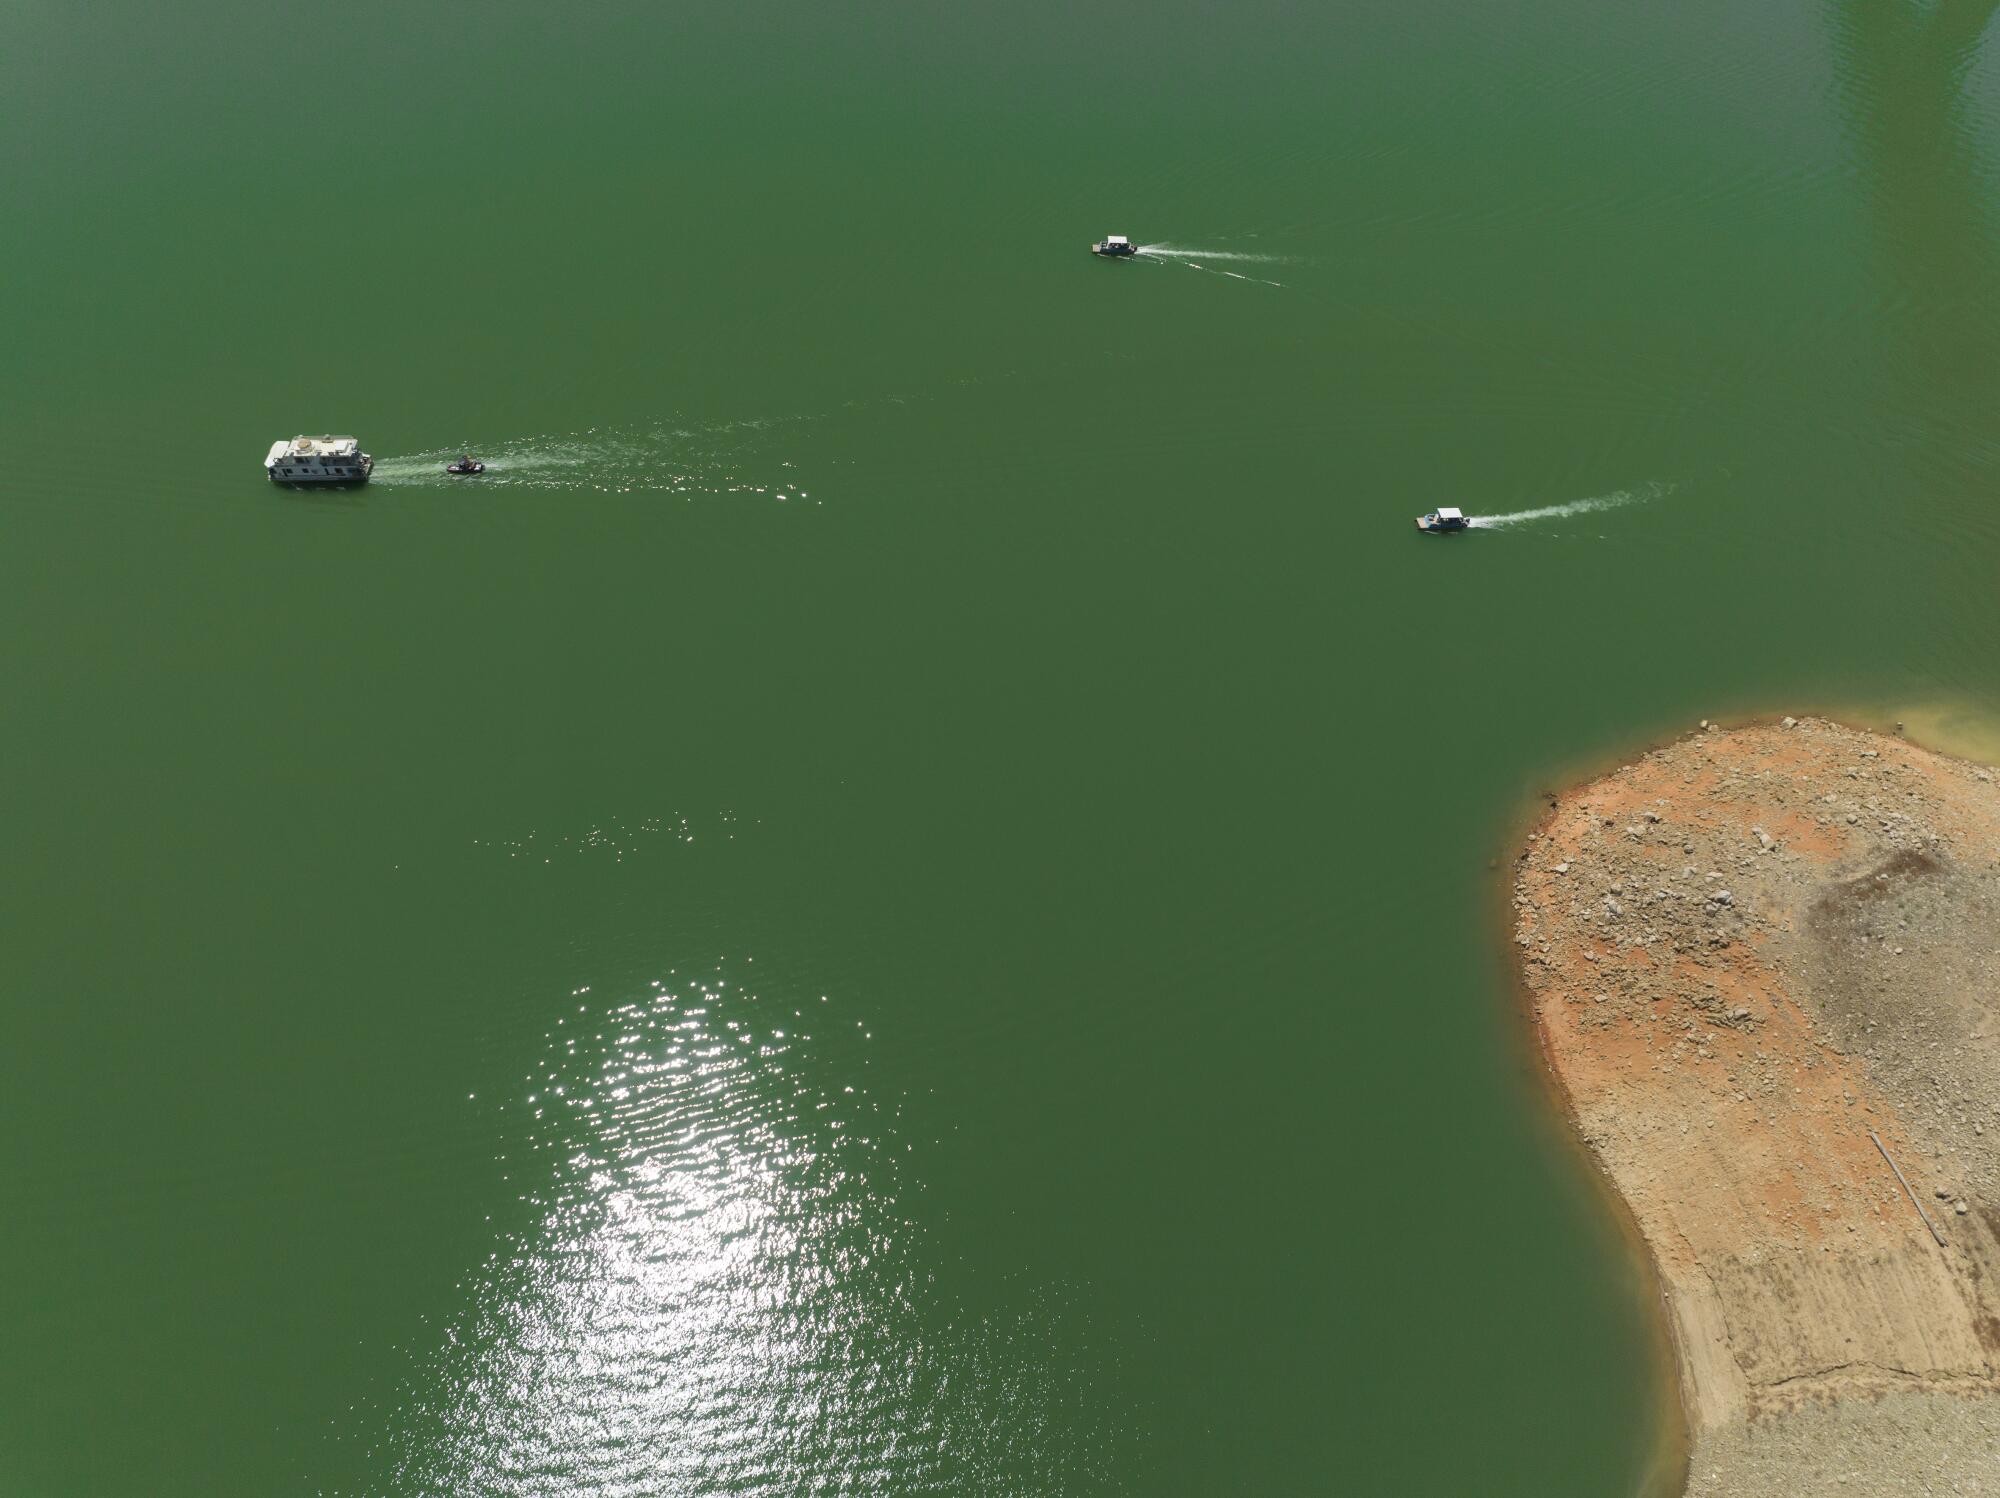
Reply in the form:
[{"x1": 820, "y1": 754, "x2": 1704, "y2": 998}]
[{"x1": 1513, "y1": 717, "x2": 2000, "y2": 1496}]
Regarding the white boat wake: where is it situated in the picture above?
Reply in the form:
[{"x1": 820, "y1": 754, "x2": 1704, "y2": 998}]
[
  {"x1": 368, "y1": 419, "x2": 818, "y2": 501},
  {"x1": 1136, "y1": 244, "x2": 1290, "y2": 263},
  {"x1": 1133, "y1": 244, "x2": 1289, "y2": 288},
  {"x1": 1468, "y1": 482, "x2": 1673, "y2": 528}
]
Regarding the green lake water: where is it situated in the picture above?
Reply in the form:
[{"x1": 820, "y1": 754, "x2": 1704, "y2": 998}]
[{"x1": 7, "y1": 0, "x2": 2000, "y2": 1491}]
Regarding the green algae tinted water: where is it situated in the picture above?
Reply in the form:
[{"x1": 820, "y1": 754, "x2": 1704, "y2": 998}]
[{"x1": 8, "y1": 0, "x2": 2000, "y2": 1490}]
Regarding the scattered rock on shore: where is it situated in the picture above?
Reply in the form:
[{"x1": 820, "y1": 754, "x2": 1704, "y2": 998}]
[{"x1": 1514, "y1": 716, "x2": 2000, "y2": 1497}]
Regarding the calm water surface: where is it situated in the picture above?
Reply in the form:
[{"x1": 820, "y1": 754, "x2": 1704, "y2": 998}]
[{"x1": 7, "y1": 0, "x2": 2000, "y2": 1492}]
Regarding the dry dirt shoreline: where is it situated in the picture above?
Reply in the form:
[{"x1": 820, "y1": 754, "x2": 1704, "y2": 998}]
[{"x1": 1513, "y1": 717, "x2": 2000, "y2": 1496}]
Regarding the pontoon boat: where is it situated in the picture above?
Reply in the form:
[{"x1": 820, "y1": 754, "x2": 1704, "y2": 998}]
[{"x1": 1416, "y1": 507, "x2": 1470, "y2": 533}]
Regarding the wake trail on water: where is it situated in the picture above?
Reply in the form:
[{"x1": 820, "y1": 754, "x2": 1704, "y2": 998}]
[
  {"x1": 1134, "y1": 243, "x2": 1290, "y2": 288},
  {"x1": 368, "y1": 419, "x2": 819, "y2": 502},
  {"x1": 1468, "y1": 481, "x2": 1673, "y2": 529},
  {"x1": 1137, "y1": 245, "x2": 1290, "y2": 263}
]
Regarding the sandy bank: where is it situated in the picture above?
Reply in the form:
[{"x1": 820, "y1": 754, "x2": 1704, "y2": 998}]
[{"x1": 1513, "y1": 717, "x2": 2000, "y2": 1496}]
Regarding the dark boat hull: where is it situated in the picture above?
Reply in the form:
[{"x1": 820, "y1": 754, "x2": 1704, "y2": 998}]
[{"x1": 268, "y1": 454, "x2": 373, "y2": 487}]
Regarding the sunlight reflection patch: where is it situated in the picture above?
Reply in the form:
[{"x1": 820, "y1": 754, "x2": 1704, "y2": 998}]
[{"x1": 367, "y1": 962, "x2": 1130, "y2": 1494}]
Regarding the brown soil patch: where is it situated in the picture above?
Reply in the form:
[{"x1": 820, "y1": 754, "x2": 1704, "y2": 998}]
[{"x1": 1515, "y1": 717, "x2": 2000, "y2": 1494}]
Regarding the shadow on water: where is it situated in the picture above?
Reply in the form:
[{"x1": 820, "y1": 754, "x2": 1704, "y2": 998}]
[{"x1": 272, "y1": 486, "x2": 369, "y2": 510}]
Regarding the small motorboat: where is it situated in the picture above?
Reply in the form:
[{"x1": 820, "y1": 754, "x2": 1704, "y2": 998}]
[
  {"x1": 445, "y1": 457, "x2": 487, "y2": 476},
  {"x1": 1092, "y1": 235, "x2": 1138, "y2": 258},
  {"x1": 1416, "y1": 506, "x2": 1471, "y2": 533}
]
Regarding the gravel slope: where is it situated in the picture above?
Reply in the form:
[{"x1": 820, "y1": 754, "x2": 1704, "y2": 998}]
[{"x1": 1514, "y1": 717, "x2": 2000, "y2": 1496}]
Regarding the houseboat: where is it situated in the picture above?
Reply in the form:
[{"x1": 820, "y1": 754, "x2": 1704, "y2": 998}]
[{"x1": 265, "y1": 436, "x2": 373, "y2": 486}]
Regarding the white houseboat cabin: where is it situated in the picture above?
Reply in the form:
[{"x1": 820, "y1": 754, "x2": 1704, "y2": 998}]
[{"x1": 265, "y1": 436, "x2": 373, "y2": 485}]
